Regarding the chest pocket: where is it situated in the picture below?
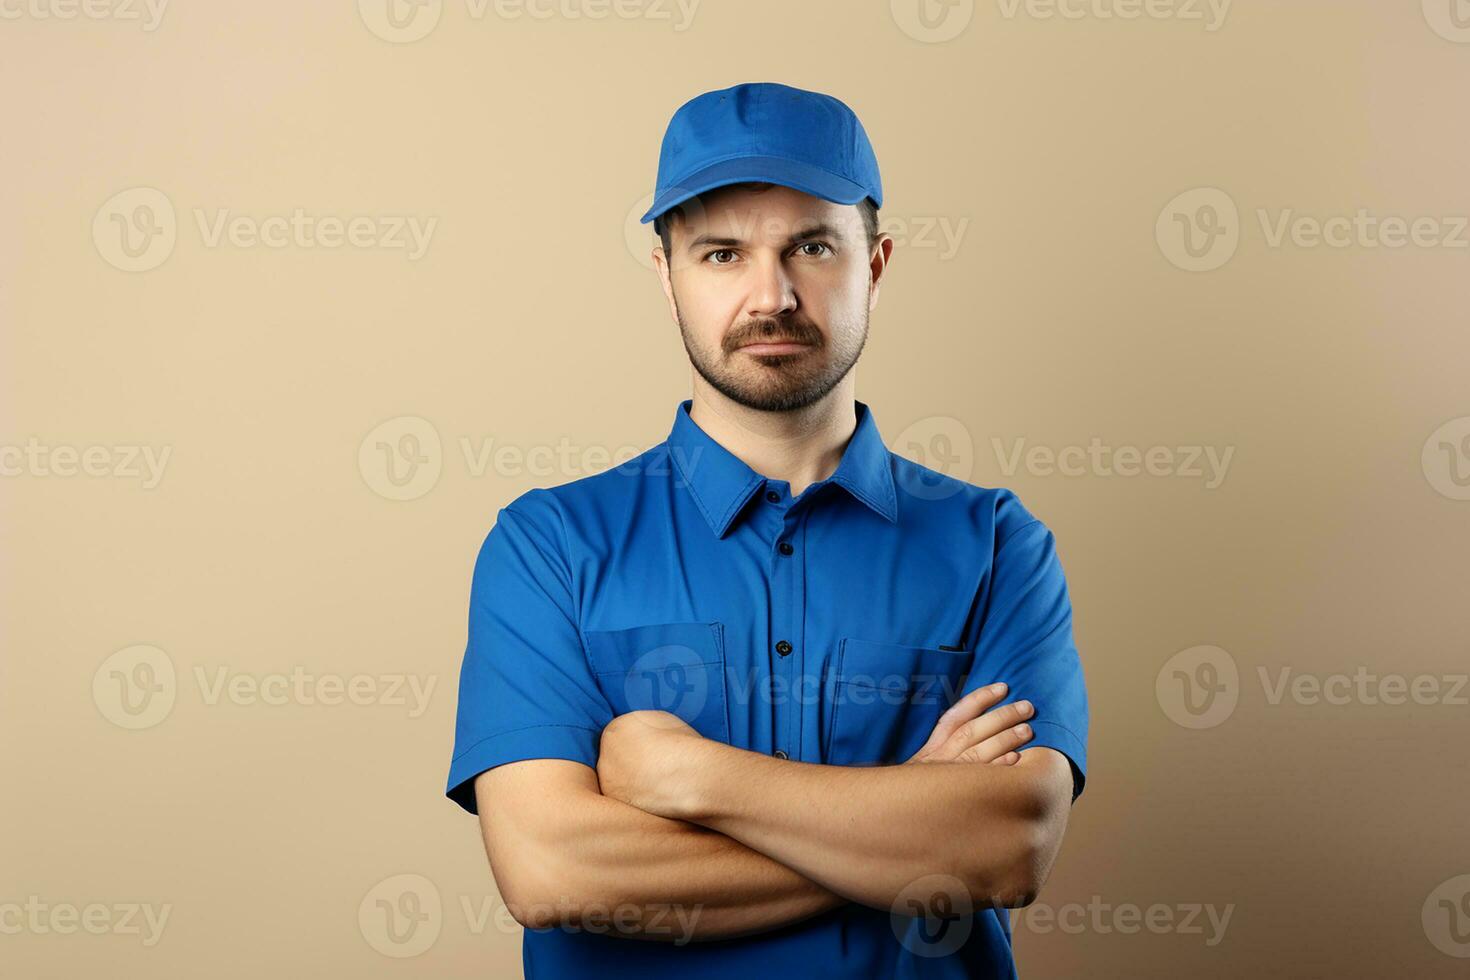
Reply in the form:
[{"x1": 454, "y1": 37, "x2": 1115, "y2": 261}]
[
  {"x1": 824, "y1": 638, "x2": 972, "y2": 765},
  {"x1": 584, "y1": 621, "x2": 730, "y2": 743}
]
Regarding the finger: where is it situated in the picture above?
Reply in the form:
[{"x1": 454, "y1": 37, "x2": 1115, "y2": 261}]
[
  {"x1": 989, "y1": 751, "x2": 1021, "y2": 766},
  {"x1": 956, "y1": 723, "x2": 1035, "y2": 764},
  {"x1": 910, "y1": 682, "x2": 1009, "y2": 760},
  {"x1": 931, "y1": 700, "x2": 1034, "y2": 763}
]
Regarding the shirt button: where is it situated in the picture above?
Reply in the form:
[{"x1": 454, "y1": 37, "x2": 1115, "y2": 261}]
[
  {"x1": 765, "y1": 490, "x2": 780, "y2": 503},
  {"x1": 773, "y1": 749, "x2": 789, "y2": 759},
  {"x1": 778, "y1": 541, "x2": 794, "y2": 555},
  {"x1": 775, "y1": 640, "x2": 792, "y2": 656}
]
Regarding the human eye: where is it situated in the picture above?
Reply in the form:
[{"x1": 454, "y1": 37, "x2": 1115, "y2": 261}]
[
  {"x1": 703, "y1": 249, "x2": 739, "y2": 265},
  {"x1": 794, "y1": 241, "x2": 833, "y2": 258}
]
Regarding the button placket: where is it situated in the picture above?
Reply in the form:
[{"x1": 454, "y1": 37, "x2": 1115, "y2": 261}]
[
  {"x1": 772, "y1": 503, "x2": 813, "y2": 761},
  {"x1": 769, "y1": 501, "x2": 802, "y2": 761}
]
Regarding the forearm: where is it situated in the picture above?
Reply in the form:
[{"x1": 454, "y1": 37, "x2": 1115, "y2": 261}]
[
  {"x1": 493, "y1": 782, "x2": 848, "y2": 942},
  {"x1": 662, "y1": 743, "x2": 1047, "y2": 913}
]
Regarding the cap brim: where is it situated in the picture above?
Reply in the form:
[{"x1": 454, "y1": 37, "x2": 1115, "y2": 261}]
[{"x1": 639, "y1": 155, "x2": 871, "y2": 224}]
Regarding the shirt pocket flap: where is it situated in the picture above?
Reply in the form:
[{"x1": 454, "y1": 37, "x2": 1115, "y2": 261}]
[
  {"x1": 835, "y1": 637, "x2": 971, "y2": 693},
  {"x1": 826, "y1": 638, "x2": 971, "y2": 765},
  {"x1": 583, "y1": 621, "x2": 729, "y2": 742}
]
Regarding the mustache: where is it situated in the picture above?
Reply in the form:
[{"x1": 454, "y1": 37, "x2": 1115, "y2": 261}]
[{"x1": 725, "y1": 319, "x2": 823, "y2": 353}]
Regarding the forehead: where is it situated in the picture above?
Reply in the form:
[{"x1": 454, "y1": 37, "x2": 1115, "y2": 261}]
[{"x1": 669, "y1": 183, "x2": 863, "y2": 245}]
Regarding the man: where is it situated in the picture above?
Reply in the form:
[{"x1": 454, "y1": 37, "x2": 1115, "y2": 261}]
[{"x1": 446, "y1": 81, "x2": 1089, "y2": 978}]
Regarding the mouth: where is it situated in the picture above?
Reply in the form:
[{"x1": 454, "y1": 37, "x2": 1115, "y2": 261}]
[{"x1": 738, "y1": 340, "x2": 812, "y2": 356}]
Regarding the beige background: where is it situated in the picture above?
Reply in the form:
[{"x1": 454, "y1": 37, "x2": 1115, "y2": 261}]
[{"x1": 4, "y1": 0, "x2": 1470, "y2": 976}]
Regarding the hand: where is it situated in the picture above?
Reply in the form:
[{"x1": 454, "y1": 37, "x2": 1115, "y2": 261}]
[
  {"x1": 596, "y1": 710, "x2": 706, "y2": 818},
  {"x1": 905, "y1": 682, "x2": 1035, "y2": 765}
]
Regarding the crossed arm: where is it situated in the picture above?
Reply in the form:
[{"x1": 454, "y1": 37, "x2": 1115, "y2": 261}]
[{"x1": 473, "y1": 683, "x2": 1075, "y2": 942}]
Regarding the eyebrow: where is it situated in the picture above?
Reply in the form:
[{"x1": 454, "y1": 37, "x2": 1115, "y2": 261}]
[{"x1": 684, "y1": 221, "x2": 848, "y2": 253}]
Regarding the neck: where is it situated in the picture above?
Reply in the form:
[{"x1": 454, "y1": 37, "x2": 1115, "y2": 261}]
[{"x1": 687, "y1": 381, "x2": 858, "y2": 498}]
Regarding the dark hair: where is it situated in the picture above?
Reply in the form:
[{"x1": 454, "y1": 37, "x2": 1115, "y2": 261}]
[{"x1": 653, "y1": 181, "x2": 880, "y2": 259}]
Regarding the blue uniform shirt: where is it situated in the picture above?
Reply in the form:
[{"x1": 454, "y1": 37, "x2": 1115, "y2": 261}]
[{"x1": 447, "y1": 398, "x2": 1089, "y2": 979}]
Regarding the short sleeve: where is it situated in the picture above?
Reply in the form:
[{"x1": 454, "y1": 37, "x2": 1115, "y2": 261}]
[
  {"x1": 445, "y1": 494, "x2": 614, "y2": 814},
  {"x1": 964, "y1": 501, "x2": 1090, "y2": 802}
]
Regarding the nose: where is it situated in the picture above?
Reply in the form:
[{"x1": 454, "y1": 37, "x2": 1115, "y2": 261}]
[{"x1": 746, "y1": 252, "x2": 798, "y2": 321}]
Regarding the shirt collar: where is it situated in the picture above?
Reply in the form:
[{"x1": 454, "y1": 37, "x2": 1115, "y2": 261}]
[{"x1": 665, "y1": 398, "x2": 899, "y2": 538}]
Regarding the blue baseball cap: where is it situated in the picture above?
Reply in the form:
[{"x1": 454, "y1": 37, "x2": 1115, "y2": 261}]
[{"x1": 639, "y1": 81, "x2": 883, "y2": 226}]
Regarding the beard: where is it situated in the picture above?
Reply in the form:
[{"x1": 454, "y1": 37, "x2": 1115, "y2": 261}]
[{"x1": 676, "y1": 297, "x2": 869, "y2": 413}]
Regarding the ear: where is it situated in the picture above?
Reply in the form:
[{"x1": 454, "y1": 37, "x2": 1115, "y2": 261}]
[
  {"x1": 868, "y1": 234, "x2": 895, "y2": 311},
  {"x1": 651, "y1": 244, "x2": 681, "y2": 324}
]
